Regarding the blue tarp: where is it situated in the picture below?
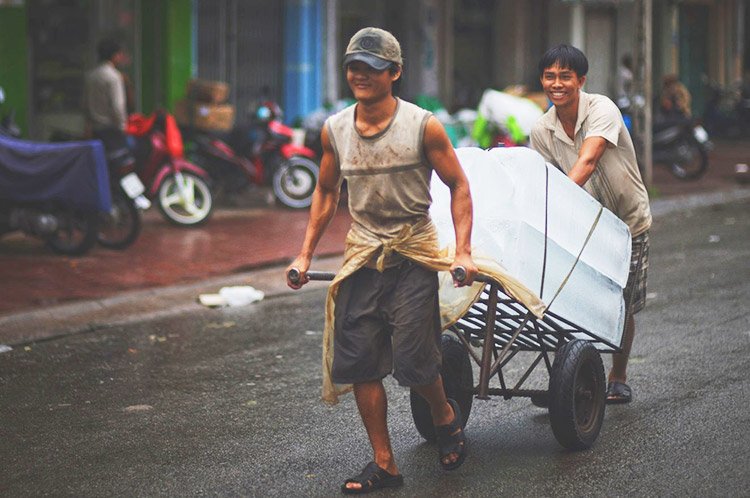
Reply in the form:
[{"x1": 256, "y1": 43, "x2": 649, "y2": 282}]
[{"x1": 0, "y1": 134, "x2": 111, "y2": 212}]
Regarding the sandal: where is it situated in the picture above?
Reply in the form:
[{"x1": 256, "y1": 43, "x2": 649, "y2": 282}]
[
  {"x1": 341, "y1": 461, "x2": 404, "y2": 495},
  {"x1": 435, "y1": 399, "x2": 467, "y2": 471},
  {"x1": 606, "y1": 381, "x2": 632, "y2": 404}
]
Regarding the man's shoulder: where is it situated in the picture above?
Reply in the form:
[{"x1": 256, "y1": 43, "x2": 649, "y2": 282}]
[
  {"x1": 325, "y1": 103, "x2": 356, "y2": 127},
  {"x1": 583, "y1": 92, "x2": 619, "y2": 116},
  {"x1": 533, "y1": 105, "x2": 557, "y2": 132}
]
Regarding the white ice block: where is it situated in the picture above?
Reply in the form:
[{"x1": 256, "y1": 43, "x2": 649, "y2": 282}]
[{"x1": 430, "y1": 147, "x2": 632, "y2": 349}]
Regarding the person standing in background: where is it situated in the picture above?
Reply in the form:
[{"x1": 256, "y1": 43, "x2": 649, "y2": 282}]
[
  {"x1": 83, "y1": 38, "x2": 130, "y2": 150},
  {"x1": 615, "y1": 54, "x2": 634, "y2": 102}
]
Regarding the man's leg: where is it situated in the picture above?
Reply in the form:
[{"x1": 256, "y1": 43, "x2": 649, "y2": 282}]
[
  {"x1": 609, "y1": 315, "x2": 635, "y2": 383},
  {"x1": 412, "y1": 375, "x2": 462, "y2": 466},
  {"x1": 344, "y1": 380, "x2": 398, "y2": 491}
]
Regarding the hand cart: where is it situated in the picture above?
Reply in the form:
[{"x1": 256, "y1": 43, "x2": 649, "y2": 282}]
[{"x1": 289, "y1": 265, "x2": 624, "y2": 450}]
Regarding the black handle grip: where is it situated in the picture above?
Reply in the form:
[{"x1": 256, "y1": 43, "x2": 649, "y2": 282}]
[
  {"x1": 452, "y1": 266, "x2": 467, "y2": 283},
  {"x1": 451, "y1": 266, "x2": 491, "y2": 284},
  {"x1": 287, "y1": 268, "x2": 336, "y2": 284}
]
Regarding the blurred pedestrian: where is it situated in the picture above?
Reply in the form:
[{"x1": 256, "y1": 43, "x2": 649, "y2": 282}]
[
  {"x1": 286, "y1": 26, "x2": 477, "y2": 494},
  {"x1": 83, "y1": 38, "x2": 130, "y2": 153},
  {"x1": 615, "y1": 53, "x2": 634, "y2": 101},
  {"x1": 530, "y1": 44, "x2": 652, "y2": 405},
  {"x1": 658, "y1": 73, "x2": 692, "y2": 119}
]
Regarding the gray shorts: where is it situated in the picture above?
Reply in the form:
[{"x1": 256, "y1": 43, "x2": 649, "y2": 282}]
[
  {"x1": 624, "y1": 231, "x2": 650, "y2": 315},
  {"x1": 331, "y1": 260, "x2": 442, "y2": 387}
]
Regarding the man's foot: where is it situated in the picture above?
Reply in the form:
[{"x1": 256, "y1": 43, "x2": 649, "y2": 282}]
[
  {"x1": 341, "y1": 461, "x2": 403, "y2": 494},
  {"x1": 435, "y1": 399, "x2": 467, "y2": 470},
  {"x1": 606, "y1": 381, "x2": 632, "y2": 404}
]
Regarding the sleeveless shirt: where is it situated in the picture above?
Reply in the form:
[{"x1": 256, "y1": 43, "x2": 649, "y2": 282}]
[{"x1": 325, "y1": 98, "x2": 433, "y2": 241}]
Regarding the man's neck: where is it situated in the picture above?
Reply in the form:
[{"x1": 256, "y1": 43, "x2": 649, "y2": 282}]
[
  {"x1": 556, "y1": 101, "x2": 579, "y2": 126},
  {"x1": 556, "y1": 99, "x2": 580, "y2": 139},
  {"x1": 355, "y1": 95, "x2": 397, "y2": 136}
]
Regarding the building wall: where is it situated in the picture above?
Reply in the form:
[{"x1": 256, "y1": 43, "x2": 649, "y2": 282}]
[{"x1": 0, "y1": 4, "x2": 29, "y2": 135}]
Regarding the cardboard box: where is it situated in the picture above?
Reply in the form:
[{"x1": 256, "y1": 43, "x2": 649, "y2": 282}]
[
  {"x1": 174, "y1": 99, "x2": 235, "y2": 132},
  {"x1": 185, "y1": 78, "x2": 230, "y2": 104}
]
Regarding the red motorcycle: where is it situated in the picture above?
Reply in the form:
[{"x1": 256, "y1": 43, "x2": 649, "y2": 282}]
[
  {"x1": 126, "y1": 111, "x2": 214, "y2": 226},
  {"x1": 184, "y1": 102, "x2": 319, "y2": 209}
]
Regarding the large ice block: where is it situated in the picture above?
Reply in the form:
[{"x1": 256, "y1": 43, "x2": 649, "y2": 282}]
[{"x1": 430, "y1": 147, "x2": 632, "y2": 349}]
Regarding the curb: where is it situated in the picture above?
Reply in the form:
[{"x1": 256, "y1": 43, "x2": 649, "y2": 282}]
[{"x1": 1, "y1": 187, "x2": 748, "y2": 347}]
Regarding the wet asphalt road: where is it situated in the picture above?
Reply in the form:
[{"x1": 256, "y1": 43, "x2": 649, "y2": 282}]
[{"x1": 1, "y1": 199, "x2": 748, "y2": 497}]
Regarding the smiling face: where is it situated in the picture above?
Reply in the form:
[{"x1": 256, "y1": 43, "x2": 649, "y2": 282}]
[
  {"x1": 540, "y1": 62, "x2": 586, "y2": 111},
  {"x1": 346, "y1": 60, "x2": 401, "y2": 104}
]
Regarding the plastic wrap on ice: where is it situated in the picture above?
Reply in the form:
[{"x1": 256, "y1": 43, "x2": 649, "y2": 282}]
[{"x1": 430, "y1": 147, "x2": 631, "y2": 349}]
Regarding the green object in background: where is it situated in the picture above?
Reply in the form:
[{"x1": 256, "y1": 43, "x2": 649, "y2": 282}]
[
  {"x1": 506, "y1": 115, "x2": 526, "y2": 144},
  {"x1": 162, "y1": 0, "x2": 193, "y2": 113},
  {"x1": 415, "y1": 94, "x2": 446, "y2": 113},
  {"x1": 472, "y1": 113, "x2": 494, "y2": 149},
  {"x1": 0, "y1": 4, "x2": 29, "y2": 135}
]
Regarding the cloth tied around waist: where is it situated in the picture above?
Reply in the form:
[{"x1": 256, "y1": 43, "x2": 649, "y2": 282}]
[{"x1": 320, "y1": 217, "x2": 546, "y2": 405}]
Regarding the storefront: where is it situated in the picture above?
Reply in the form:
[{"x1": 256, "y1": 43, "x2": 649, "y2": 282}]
[{"x1": 0, "y1": 0, "x2": 191, "y2": 140}]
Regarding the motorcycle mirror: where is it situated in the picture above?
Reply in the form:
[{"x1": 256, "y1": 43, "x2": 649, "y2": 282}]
[{"x1": 0, "y1": 87, "x2": 5, "y2": 104}]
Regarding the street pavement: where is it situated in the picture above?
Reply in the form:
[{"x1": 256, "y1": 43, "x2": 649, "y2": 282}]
[
  {"x1": 0, "y1": 197, "x2": 747, "y2": 496},
  {"x1": 0, "y1": 138, "x2": 748, "y2": 345}
]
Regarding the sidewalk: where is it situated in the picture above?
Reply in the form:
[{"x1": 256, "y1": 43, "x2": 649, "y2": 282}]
[{"x1": 1, "y1": 138, "x2": 747, "y2": 345}]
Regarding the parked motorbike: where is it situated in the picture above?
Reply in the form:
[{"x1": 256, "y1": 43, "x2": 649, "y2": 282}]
[
  {"x1": 95, "y1": 132, "x2": 151, "y2": 249},
  {"x1": 0, "y1": 88, "x2": 104, "y2": 255},
  {"x1": 183, "y1": 101, "x2": 319, "y2": 209},
  {"x1": 127, "y1": 111, "x2": 214, "y2": 225},
  {"x1": 652, "y1": 116, "x2": 712, "y2": 180},
  {"x1": 618, "y1": 96, "x2": 712, "y2": 180}
]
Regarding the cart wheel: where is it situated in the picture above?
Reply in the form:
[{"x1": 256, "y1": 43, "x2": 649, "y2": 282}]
[
  {"x1": 548, "y1": 339, "x2": 606, "y2": 450},
  {"x1": 410, "y1": 334, "x2": 473, "y2": 442}
]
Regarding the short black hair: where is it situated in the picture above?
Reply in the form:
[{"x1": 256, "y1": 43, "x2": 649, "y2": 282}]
[
  {"x1": 97, "y1": 38, "x2": 123, "y2": 62},
  {"x1": 538, "y1": 44, "x2": 589, "y2": 78}
]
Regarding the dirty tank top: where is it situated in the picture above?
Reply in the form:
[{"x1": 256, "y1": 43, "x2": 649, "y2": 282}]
[{"x1": 326, "y1": 98, "x2": 433, "y2": 246}]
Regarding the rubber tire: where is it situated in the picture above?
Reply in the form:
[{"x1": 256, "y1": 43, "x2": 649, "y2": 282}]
[
  {"x1": 157, "y1": 171, "x2": 213, "y2": 226},
  {"x1": 46, "y1": 206, "x2": 98, "y2": 256},
  {"x1": 97, "y1": 190, "x2": 142, "y2": 249},
  {"x1": 669, "y1": 138, "x2": 709, "y2": 180},
  {"x1": 548, "y1": 339, "x2": 606, "y2": 450},
  {"x1": 272, "y1": 156, "x2": 319, "y2": 209},
  {"x1": 410, "y1": 334, "x2": 473, "y2": 442}
]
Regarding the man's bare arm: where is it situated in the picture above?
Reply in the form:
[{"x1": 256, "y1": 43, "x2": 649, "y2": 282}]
[
  {"x1": 568, "y1": 136, "x2": 608, "y2": 186},
  {"x1": 423, "y1": 116, "x2": 477, "y2": 285},
  {"x1": 286, "y1": 126, "x2": 341, "y2": 288}
]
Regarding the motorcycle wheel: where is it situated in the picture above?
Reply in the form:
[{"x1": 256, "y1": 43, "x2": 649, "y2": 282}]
[
  {"x1": 272, "y1": 156, "x2": 319, "y2": 209},
  {"x1": 669, "y1": 139, "x2": 709, "y2": 180},
  {"x1": 97, "y1": 190, "x2": 142, "y2": 249},
  {"x1": 157, "y1": 171, "x2": 213, "y2": 226},
  {"x1": 46, "y1": 206, "x2": 98, "y2": 256}
]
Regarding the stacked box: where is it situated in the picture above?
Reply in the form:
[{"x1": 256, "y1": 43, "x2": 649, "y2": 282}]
[
  {"x1": 185, "y1": 79, "x2": 230, "y2": 104},
  {"x1": 175, "y1": 78, "x2": 235, "y2": 132}
]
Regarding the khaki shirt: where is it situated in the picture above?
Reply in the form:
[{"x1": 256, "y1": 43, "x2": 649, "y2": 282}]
[{"x1": 530, "y1": 91, "x2": 652, "y2": 237}]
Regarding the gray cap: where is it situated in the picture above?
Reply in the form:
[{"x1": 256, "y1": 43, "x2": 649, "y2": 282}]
[{"x1": 343, "y1": 27, "x2": 402, "y2": 70}]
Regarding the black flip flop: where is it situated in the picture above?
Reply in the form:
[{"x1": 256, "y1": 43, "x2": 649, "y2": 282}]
[
  {"x1": 341, "y1": 461, "x2": 404, "y2": 495},
  {"x1": 435, "y1": 398, "x2": 468, "y2": 471},
  {"x1": 606, "y1": 381, "x2": 632, "y2": 404}
]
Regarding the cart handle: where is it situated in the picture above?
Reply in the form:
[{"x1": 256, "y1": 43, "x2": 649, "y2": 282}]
[
  {"x1": 452, "y1": 266, "x2": 492, "y2": 284},
  {"x1": 287, "y1": 268, "x2": 336, "y2": 284},
  {"x1": 289, "y1": 266, "x2": 490, "y2": 285}
]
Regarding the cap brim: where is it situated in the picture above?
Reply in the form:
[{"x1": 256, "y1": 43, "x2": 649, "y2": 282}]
[{"x1": 343, "y1": 52, "x2": 392, "y2": 71}]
